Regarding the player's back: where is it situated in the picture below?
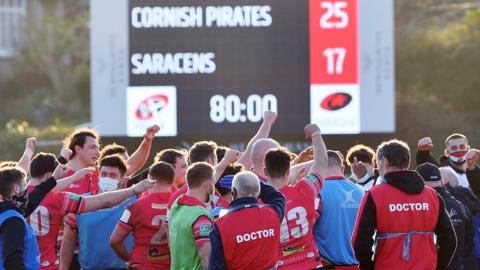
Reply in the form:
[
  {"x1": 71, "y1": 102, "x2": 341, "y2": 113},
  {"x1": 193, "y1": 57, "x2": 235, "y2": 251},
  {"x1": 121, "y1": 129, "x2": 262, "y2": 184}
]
[
  {"x1": 126, "y1": 192, "x2": 171, "y2": 270},
  {"x1": 277, "y1": 181, "x2": 322, "y2": 270}
]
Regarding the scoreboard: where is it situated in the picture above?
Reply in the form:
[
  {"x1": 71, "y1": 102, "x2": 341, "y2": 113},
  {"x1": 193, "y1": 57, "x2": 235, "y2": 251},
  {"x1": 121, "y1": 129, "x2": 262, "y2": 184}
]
[{"x1": 91, "y1": 0, "x2": 394, "y2": 137}]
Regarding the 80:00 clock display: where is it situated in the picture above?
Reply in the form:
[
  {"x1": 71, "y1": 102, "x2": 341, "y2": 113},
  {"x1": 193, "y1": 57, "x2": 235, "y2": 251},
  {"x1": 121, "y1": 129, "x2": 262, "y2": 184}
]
[{"x1": 210, "y1": 94, "x2": 278, "y2": 123}]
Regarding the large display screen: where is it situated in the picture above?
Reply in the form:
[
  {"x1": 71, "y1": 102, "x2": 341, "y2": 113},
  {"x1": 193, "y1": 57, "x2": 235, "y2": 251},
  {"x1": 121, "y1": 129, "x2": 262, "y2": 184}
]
[{"x1": 91, "y1": 0, "x2": 395, "y2": 137}]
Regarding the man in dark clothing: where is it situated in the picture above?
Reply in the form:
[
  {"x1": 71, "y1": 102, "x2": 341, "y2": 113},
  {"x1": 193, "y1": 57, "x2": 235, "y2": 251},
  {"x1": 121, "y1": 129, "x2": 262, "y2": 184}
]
[
  {"x1": 416, "y1": 135, "x2": 480, "y2": 196},
  {"x1": 441, "y1": 166, "x2": 480, "y2": 269},
  {"x1": 0, "y1": 166, "x2": 41, "y2": 269},
  {"x1": 417, "y1": 162, "x2": 478, "y2": 270},
  {"x1": 353, "y1": 139, "x2": 456, "y2": 270},
  {"x1": 208, "y1": 171, "x2": 286, "y2": 270}
]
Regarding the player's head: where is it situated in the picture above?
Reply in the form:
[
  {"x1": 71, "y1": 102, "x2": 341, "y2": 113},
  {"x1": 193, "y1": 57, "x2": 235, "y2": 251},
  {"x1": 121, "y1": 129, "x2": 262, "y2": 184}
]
[
  {"x1": 155, "y1": 149, "x2": 188, "y2": 187},
  {"x1": 346, "y1": 144, "x2": 375, "y2": 167},
  {"x1": 216, "y1": 163, "x2": 244, "y2": 200},
  {"x1": 444, "y1": 133, "x2": 470, "y2": 166},
  {"x1": 252, "y1": 138, "x2": 281, "y2": 176},
  {"x1": 186, "y1": 162, "x2": 215, "y2": 202},
  {"x1": 99, "y1": 155, "x2": 127, "y2": 192},
  {"x1": 148, "y1": 161, "x2": 175, "y2": 186},
  {"x1": 30, "y1": 153, "x2": 59, "y2": 181},
  {"x1": 326, "y1": 150, "x2": 345, "y2": 177},
  {"x1": 264, "y1": 148, "x2": 291, "y2": 185},
  {"x1": 189, "y1": 141, "x2": 218, "y2": 166},
  {"x1": 63, "y1": 128, "x2": 100, "y2": 166},
  {"x1": 376, "y1": 139, "x2": 410, "y2": 176},
  {"x1": 439, "y1": 166, "x2": 460, "y2": 187},
  {"x1": 0, "y1": 166, "x2": 27, "y2": 200},
  {"x1": 231, "y1": 172, "x2": 261, "y2": 200},
  {"x1": 100, "y1": 143, "x2": 128, "y2": 161}
]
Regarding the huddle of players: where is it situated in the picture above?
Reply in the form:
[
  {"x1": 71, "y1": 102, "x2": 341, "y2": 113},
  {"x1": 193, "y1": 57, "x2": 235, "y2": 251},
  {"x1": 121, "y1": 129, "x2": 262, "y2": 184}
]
[{"x1": 1, "y1": 109, "x2": 480, "y2": 270}]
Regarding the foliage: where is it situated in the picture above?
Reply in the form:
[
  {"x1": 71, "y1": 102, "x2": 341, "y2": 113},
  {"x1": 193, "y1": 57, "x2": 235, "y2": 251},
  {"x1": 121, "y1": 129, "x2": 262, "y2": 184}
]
[{"x1": 0, "y1": 120, "x2": 74, "y2": 161}]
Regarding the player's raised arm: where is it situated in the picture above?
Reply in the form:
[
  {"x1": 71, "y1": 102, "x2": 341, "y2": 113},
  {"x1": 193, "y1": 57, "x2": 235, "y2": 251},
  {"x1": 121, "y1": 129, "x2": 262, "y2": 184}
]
[
  {"x1": 237, "y1": 110, "x2": 277, "y2": 170},
  {"x1": 125, "y1": 125, "x2": 160, "y2": 177},
  {"x1": 214, "y1": 149, "x2": 240, "y2": 182},
  {"x1": 82, "y1": 179, "x2": 155, "y2": 212},
  {"x1": 17, "y1": 138, "x2": 37, "y2": 173},
  {"x1": 305, "y1": 123, "x2": 328, "y2": 180}
]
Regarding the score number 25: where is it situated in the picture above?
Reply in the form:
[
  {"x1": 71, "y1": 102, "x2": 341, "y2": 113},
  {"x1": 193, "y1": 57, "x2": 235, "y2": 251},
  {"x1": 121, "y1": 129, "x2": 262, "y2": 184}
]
[{"x1": 320, "y1": 1, "x2": 349, "y2": 75}]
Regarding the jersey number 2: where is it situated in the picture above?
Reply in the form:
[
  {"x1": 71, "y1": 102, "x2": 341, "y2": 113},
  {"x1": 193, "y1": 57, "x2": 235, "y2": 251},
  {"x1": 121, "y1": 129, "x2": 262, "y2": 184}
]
[{"x1": 151, "y1": 215, "x2": 168, "y2": 244}]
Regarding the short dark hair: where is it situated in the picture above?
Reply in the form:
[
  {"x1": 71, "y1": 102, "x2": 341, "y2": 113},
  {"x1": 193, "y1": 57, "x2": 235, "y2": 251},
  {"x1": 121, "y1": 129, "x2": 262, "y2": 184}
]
[
  {"x1": 154, "y1": 149, "x2": 187, "y2": 165},
  {"x1": 0, "y1": 167, "x2": 26, "y2": 198},
  {"x1": 0, "y1": 161, "x2": 18, "y2": 168},
  {"x1": 148, "y1": 162, "x2": 175, "y2": 184},
  {"x1": 215, "y1": 146, "x2": 229, "y2": 163},
  {"x1": 216, "y1": 163, "x2": 244, "y2": 196},
  {"x1": 189, "y1": 141, "x2": 217, "y2": 163},
  {"x1": 30, "y1": 153, "x2": 58, "y2": 178},
  {"x1": 346, "y1": 144, "x2": 375, "y2": 166},
  {"x1": 445, "y1": 133, "x2": 468, "y2": 147},
  {"x1": 100, "y1": 144, "x2": 127, "y2": 160},
  {"x1": 265, "y1": 148, "x2": 291, "y2": 179},
  {"x1": 376, "y1": 139, "x2": 410, "y2": 169},
  {"x1": 327, "y1": 150, "x2": 344, "y2": 168},
  {"x1": 186, "y1": 162, "x2": 214, "y2": 189},
  {"x1": 63, "y1": 128, "x2": 100, "y2": 158},
  {"x1": 99, "y1": 155, "x2": 127, "y2": 176}
]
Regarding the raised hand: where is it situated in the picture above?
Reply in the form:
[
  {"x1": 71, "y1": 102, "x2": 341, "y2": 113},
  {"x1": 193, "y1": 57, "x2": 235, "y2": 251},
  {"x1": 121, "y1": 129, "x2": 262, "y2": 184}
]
[
  {"x1": 145, "y1": 125, "x2": 160, "y2": 140},
  {"x1": 417, "y1": 137, "x2": 433, "y2": 152},
  {"x1": 263, "y1": 110, "x2": 277, "y2": 126},
  {"x1": 467, "y1": 149, "x2": 480, "y2": 170},
  {"x1": 224, "y1": 149, "x2": 241, "y2": 164},
  {"x1": 53, "y1": 164, "x2": 68, "y2": 180},
  {"x1": 60, "y1": 148, "x2": 73, "y2": 161},
  {"x1": 304, "y1": 124, "x2": 321, "y2": 140}
]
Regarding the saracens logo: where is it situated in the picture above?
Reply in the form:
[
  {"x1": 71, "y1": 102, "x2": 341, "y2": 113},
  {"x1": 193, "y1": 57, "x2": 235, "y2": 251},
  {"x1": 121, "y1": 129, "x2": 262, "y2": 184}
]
[
  {"x1": 320, "y1": 92, "x2": 352, "y2": 111},
  {"x1": 135, "y1": 94, "x2": 169, "y2": 120}
]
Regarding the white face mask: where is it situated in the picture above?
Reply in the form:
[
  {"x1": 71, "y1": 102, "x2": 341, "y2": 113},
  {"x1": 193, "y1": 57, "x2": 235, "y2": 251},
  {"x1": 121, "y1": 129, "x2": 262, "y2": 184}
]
[{"x1": 99, "y1": 177, "x2": 119, "y2": 192}]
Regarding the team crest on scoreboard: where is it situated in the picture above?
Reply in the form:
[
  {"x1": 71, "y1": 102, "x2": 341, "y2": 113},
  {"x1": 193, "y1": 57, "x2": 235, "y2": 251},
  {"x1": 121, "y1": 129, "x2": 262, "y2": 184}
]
[
  {"x1": 310, "y1": 84, "x2": 360, "y2": 134},
  {"x1": 127, "y1": 86, "x2": 177, "y2": 136}
]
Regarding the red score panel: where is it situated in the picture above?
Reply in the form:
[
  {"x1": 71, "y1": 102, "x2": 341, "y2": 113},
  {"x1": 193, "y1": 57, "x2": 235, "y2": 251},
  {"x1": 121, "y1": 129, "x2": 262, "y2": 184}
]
[{"x1": 309, "y1": 0, "x2": 358, "y2": 84}]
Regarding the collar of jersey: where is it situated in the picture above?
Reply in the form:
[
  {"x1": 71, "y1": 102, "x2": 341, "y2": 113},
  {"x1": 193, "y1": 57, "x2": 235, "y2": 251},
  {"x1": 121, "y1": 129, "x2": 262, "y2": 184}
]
[
  {"x1": 229, "y1": 197, "x2": 258, "y2": 209},
  {"x1": 178, "y1": 195, "x2": 205, "y2": 207},
  {"x1": 325, "y1": 175, "x2": 346, "y2": 181}
]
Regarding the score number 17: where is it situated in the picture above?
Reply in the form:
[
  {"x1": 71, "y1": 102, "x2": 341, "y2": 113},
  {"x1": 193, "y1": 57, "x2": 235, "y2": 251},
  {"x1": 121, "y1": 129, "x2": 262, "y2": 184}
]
[{"x1": 320, "y1": 1, "x2": 349, "y2": 75}]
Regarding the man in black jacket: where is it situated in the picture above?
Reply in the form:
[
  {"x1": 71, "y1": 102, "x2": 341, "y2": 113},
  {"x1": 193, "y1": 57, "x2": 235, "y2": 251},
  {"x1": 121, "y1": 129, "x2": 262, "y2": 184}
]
[
  {"x1": 417, "y1": 162, "x2": 477, "y2": 270},
  {"x1": 0, "y1": 166, "x2": 41, "y2": 269},
  {"x1": 416, "y1": 134, "x2": 480, "y2": 196}
]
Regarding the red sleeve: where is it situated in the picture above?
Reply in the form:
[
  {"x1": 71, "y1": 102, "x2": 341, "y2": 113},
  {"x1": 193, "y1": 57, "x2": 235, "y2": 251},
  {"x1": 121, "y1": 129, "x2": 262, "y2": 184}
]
[
  {"x1": 62, "y1": 192, "x2": 86, "y2": 214},
  {"x1": 192, "y1": 216, "x2": 213, "y2": 247},
  {"x1": 64, "y1": 213, "x2": 78, "y2": 232}
]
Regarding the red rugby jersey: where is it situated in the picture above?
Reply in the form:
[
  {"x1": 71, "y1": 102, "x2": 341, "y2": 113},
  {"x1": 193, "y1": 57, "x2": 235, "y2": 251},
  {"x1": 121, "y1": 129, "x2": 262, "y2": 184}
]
[
  {"x1": 118, "y1": 192, "x2": 171, "y2": 270},
  {"x1": 63, "y1": 167, "x2": 99, "y2": 195},
  {"x1": 277, "y1": 176, "x2": 322, "y2": 269},
  {"x1": 26, "y1": 185, "x2": 86, "y2": 270}
]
